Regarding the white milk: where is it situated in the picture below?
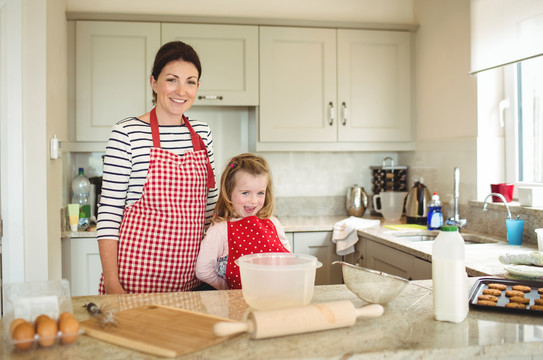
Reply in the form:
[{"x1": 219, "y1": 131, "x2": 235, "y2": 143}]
[{"x1": 432, "y1": 226, "x2": 469, "y2": 323}]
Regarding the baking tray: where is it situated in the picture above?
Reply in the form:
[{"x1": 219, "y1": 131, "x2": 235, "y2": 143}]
[{"x1": 468, "y1": 277, "x2": 543, "y2": 316}]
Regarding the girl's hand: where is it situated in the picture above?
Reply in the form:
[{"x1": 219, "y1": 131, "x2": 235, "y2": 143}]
[{"x1": 105, "y1": 280, "x2": 126, "y2": 294}]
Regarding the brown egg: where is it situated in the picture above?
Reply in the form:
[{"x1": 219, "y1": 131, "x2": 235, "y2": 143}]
[
  {"x1": 57, "y1": 312, "x2": 75, "y2": 325},
  {"x1": 36, "y1": 317, "x2": 58, "y2": 347},
  {"x1": 59, "y1": 315, "x2": 80, "y2": 344},
  {"x1": 9, "y1": 318, "x2": 29, "y2": 335},
  {"x1": 34, "y1": 314, "x2": 52, "y2": 326},
  {"x1": 12, "y1": 322, "x2": 35, "y2": 351}
]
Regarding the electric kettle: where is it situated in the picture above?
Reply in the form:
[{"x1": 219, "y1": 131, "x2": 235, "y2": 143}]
[
  {"x1": 346, "y1": 185, "x2": 369, "y2": 217},
  {"x1": 404, "y1": 180, "x2": 431, "y2": 225}
]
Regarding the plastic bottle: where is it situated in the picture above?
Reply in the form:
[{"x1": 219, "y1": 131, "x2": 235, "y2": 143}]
[
  {"x1": 427, "y1": 192, "x2": 443, "y2": 230},
  {"x1": 72, "y1": 167, "x2": 91, "y2": 231},
  {"x1": 432, "y1": 225, "x2": 469, "y2": 323}
]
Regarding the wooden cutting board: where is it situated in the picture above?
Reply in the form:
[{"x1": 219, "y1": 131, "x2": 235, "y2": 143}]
[{"x1": 80, "y1": 304, "x2": 236, "y2": 358}]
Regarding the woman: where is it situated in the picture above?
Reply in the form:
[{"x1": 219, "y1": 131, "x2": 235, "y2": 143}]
[{"x1": 96, "y1": 41, "x2": 218, "y2": 294}]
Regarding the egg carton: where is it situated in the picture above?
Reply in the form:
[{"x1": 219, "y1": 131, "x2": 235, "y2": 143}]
[{"x1": 3, "y1": 279, "x2": 77, "y2": 350}]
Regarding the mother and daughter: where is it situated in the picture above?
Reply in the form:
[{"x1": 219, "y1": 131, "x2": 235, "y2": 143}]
[{"x1": 97, "y1": 39, "x2": 289, "y2": 294}]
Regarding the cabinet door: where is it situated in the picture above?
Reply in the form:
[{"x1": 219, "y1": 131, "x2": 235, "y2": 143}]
[
  {"x1": 259, "y1": 27, "x2": 337, "y2": 142},
  {"x1": 337, "y1": 29, "x2": 412, "y2": 142},
  {"x1": 292, "y1": 231, "x2": 342, "y2": 285},
  {"x1": 76, "y1": 21, "x2": 161, "y2": 142},
  {"x1": 61, "y1": 237, "x2": 103, "y2": 296},
  {"x1": 412, "y1": 256, "x2": 432, "y2": 280},
  {"x1": 365, "y1": 239, "x2": 413, "y2": 279},
  {"x1": 162, "y1": 24, "x2": 258, "y2": 106}
]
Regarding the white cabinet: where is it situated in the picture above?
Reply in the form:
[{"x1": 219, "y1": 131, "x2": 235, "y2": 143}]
[
  {"x1": 74, "y1": 21, "x2": 258, "y2": 142},
  {"x1": 287, "y1": 231, "x2": 343, "y2": 285},
  {"x1": 361, "y1": 238, "x2": 431, "y2": 280},
  {"x1": 62, "y1": 237, "x2": 102, "y2": 296},
  {"x1": 75, "y1": 21, "x2": 161, "y2": 142},
  {"x1": 258, "y1": 26, "x2": 413, "y2": 151},
  {"x1": 162, "y1": 24, "x2": 258, "y2": 106}
]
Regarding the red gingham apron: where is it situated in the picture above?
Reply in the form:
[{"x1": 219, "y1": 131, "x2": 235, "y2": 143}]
[
  {"x1": 225, "y1": 216, "x2": 289, "y2": 289},
  {"x1": 99, "y1": 108, "x2": 214, "y2": 294}
]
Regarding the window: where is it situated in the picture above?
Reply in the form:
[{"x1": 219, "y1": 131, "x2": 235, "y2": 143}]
[{"x1": 504, "y1": 56, "x2": 543, "y2": 186}]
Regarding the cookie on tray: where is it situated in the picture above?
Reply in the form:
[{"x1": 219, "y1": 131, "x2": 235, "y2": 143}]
[
  {"x1": 530, "y1": 305, "x2": 543, "y2": 311},
  {"x1": 483, "y1": 289, "x2": 502, "y2": 296},
  {"x1": 505, "y1": 290, "x2": 525, "y2": 298},
  {"x1": 512, "y1": 285, "x2": 532, "y2": 293},
  {"x1": 505, "y1": 302, "x2": 527, "y2": 309},
  {"x1": 535, "y1": 299, "x2": 543, "y2": 305},
  {"x1": 477, "y1": 300, "x2": 497, "y2": 306},
  {"x1": 488, "y1": 283, "x2": 507, "y2": 291},
  {"x1": 509, "y1": 296, "x2": 530, "y2": 304},
  {"x1": 478, "y1": 294, "x2": 498, "y2": 302}
]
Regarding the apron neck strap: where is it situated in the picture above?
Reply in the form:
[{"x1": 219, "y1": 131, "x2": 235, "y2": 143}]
[{"x1": 149, "y1": 107, "x2": 215, "y2": 188}]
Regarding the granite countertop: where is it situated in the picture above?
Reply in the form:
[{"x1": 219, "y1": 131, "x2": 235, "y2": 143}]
[{"x1": 3, "y1": 279, "x2": 543, "y2": 359}]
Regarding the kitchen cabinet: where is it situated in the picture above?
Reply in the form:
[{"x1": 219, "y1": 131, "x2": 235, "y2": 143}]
[
  {"x1": 75, "y1": 21, "x2": 161, "y2": 142},
  {"x1": 61, "y1": 236, "x2": 102, "y2": 296},
  {"x1": 162, "y1": 24, "x2": 258, "y2": 106},
  {"x1": 360, "y1": 238, "x2": 431, "y2": 280},
  {"x1": 257, "y1": 26, "x2": 414, "y2": 151},
  {"x1": 286, "y1": 231, "x2": 343, "y2": 285},
  {"x1": 74, "y1": 21, "x2": 258, "y2": 142}
]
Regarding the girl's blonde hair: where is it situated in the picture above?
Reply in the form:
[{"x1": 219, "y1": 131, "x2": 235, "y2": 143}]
[{"x1": 214, "y1": 153, "x2": 274, "y2": 222}]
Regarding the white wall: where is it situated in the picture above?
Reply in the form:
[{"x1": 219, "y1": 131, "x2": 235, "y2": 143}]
[{"x1": 402, "y1": 0, "x2": 478, "y2": 206}]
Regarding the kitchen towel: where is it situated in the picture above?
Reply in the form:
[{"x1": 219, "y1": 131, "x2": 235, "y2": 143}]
[{"x1": 332, "y1": 217, "x2": 381, "y2": 256}]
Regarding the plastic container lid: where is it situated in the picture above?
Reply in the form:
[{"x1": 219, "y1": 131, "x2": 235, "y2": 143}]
[{"x1": 441, "y1": 225, "x2": 458, "y2": 232}]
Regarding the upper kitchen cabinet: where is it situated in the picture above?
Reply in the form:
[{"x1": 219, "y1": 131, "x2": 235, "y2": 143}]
[
  {"x1": 162, "y1": 24, "x2": 259, "y2": 106},
  {"x1": 75, "y1": 21, "x2": 161, "y2": 142},
  {"x1": 257, "y1": 26, "x2": 414, "y2": 151}
]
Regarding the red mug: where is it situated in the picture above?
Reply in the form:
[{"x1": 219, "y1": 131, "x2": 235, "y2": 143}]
[{"x1": 490, "y1": 183, "x2": 514, "y2": 202}]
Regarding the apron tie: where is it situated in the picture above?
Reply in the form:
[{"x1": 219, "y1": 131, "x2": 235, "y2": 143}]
[{"x1": 150, "y1": 108, "x2": 215, "y2": 188}]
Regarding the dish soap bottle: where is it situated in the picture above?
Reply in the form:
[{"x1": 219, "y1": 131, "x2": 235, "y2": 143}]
[
  {"x1": 432, "y1": 225, "x2": 469, "y2": 323},
  {"x1": 72, "y1": 168, "x2": 91, "y2": 231},
  {"x1": 427, "y1": 192, "x2": 443, "y2": 230}
]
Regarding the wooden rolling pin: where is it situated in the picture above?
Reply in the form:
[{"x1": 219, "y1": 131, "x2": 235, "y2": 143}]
[{"x1": 213, "y1": 300, "x2": 383, "y2": 339}]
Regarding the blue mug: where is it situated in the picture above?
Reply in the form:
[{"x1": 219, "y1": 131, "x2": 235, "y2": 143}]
[{"x1": 506, "y1": 219, "x2": 524, "y2": 245}]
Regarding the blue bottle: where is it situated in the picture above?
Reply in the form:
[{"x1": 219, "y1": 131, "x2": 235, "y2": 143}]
[{"x1": 427, "y1": 192, "x2": 443, "y2": 230}]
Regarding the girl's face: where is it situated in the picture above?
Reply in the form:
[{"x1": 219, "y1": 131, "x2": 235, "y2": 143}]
[
  {"x1": 231, "y1": 171, "x2": 268, "y2": 218},
  {"x1": 151, "y1": 59, "x2": 199, "y2": 118}
]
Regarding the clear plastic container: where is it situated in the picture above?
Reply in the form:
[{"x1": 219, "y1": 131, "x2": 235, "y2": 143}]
[
  {"x1": 432, "y1": 226, "x2": 469, "y2": 323},
  {"x1": 427, "y1": 192, "x2": 443, "y2": 230},
  {"x1": 236, "y1": 253, "x2": 322, "y2": 310},
  {"x1": 72, "y1": 168, "x2": 91, "y2": 230},
  {"x1": 3, "y1": 280, "x2": 82, "y2": 352}
]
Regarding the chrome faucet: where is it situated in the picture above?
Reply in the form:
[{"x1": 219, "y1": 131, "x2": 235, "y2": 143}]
[
  {"x1": 447, "y1": 167, "x2": 467, "y2": 228},
  {"x1": 483, "y1": 193, "x2": 512, "y2": 219}
]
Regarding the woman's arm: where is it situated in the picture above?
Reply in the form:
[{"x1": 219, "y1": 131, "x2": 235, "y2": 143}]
[{"x1": 98, "y1": 239, "x2": 126, "y2": 294}]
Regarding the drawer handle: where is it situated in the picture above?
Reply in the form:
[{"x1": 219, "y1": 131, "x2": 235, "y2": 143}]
[
  {"x1": 328, "y1": 101, "x2": 335, "y2": 126},
  {"x1": 342, "y1": 102, "x2": 347, "y2": 126},
  {"x1": 198, "y1": 95, "x2": 224, "y2": 100}
]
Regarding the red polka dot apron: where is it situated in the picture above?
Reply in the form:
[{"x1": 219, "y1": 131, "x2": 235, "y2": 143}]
[
  {"x1": 99, "y1": 108, "x2": 215, "y2": 294},
  {"x1": 225, "y1": 216, "x2": 289, "y2": 289}
]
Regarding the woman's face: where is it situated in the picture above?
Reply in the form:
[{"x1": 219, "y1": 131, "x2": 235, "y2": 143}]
[
  {"x1": 231, "y1": 171, "x2": 268, "y2": 218},
  {"x1": 151, "y1": 59, "x2": 199, "y2": 117}
]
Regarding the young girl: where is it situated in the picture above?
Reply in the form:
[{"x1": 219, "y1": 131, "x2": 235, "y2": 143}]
[{"x1": 195, "y1": 153, "x2": 291, "y2": 289}]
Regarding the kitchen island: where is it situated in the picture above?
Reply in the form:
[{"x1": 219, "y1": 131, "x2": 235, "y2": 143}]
[{"x1": 3, "y1": 278, "x2": 543, "y2": 359}]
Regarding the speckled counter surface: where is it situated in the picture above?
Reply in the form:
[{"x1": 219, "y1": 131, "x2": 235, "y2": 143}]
[{"x1": 3, "y1": 279, "x2": 543, "y2": 359}]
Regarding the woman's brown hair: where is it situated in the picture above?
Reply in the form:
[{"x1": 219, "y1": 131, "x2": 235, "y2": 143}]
[{"x1": 214, "y1": 153, "x2": 274, "y2": 222}]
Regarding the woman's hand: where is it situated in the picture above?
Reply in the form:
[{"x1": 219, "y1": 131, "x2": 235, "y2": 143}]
[{"x1": 104, "y1": 280, "x2": 126, "y2": 294}]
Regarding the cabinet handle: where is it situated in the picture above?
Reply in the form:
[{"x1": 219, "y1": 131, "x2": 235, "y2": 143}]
[
  {"x1": 198, "y1": 95, "x2": 224, "y2": 100},
  {"x1": 342, "y1": 102, "x2": 347, "y2": 126},
  {"x1": 328, "y1": 101, "x2": 335, "y2": 126}
]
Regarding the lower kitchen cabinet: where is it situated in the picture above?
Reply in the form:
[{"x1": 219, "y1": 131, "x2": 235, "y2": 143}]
[
  {"x1": 62, "y1": 237, "x2": 102, "y2": 296},
  {"x1": 286, "y1": 231, "x2": 343, "y2": 285},
  {"x1": 362, "y1": 238, "x2": 432, "y2": 280}
]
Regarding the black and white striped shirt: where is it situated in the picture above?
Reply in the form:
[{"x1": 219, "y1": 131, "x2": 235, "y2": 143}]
[{"x1": 96, "y1": 116, "x2": 218, "y2": 241}]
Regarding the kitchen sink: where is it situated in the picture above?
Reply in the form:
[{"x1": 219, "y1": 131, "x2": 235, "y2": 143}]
[{"x1": 391, "y1": 231, "x2": 500, "y2": 245}]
